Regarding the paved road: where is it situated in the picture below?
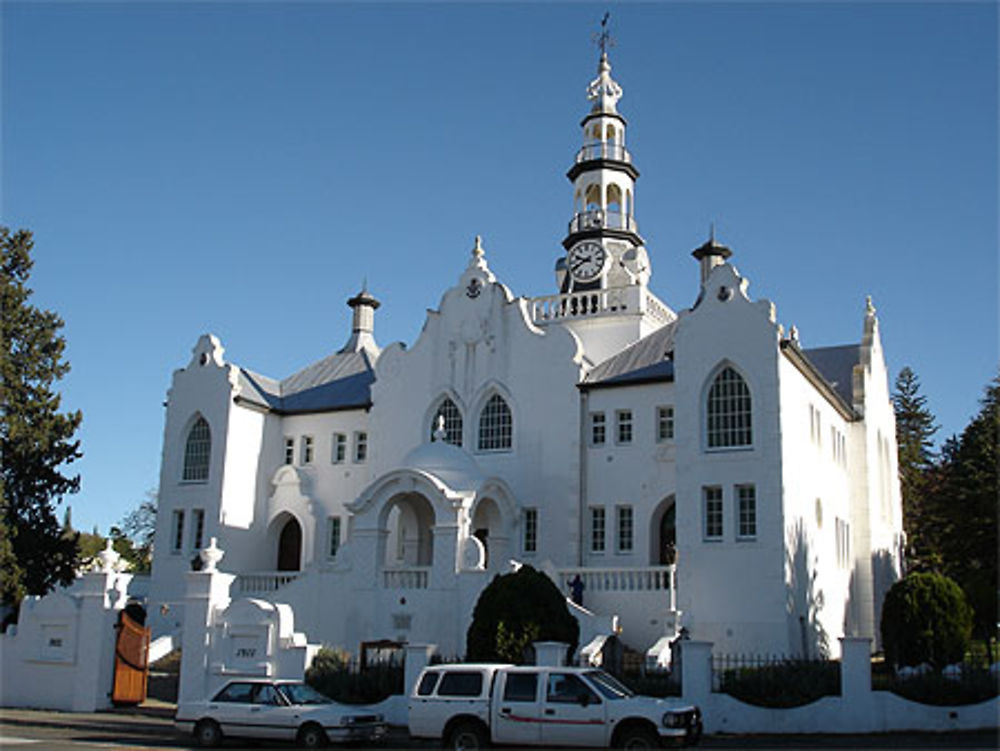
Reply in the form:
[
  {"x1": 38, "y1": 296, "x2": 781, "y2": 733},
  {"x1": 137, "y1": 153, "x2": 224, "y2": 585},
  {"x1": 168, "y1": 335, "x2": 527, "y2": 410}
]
[{"x1": 1, "y1": 707, "x2": 997, "y2": 750}]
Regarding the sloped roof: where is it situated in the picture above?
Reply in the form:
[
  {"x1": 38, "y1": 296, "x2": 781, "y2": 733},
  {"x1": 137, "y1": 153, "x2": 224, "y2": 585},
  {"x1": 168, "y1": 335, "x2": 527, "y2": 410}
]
[
  {"x1": 236, "y1": 349, "x2": 376, "y2": 414},
  {"x1": 801, "y1": 344, "x2": 861, "y2": 407},
  {"x1": 582, "y1": 321, "x2": 677, "y2": 388}
]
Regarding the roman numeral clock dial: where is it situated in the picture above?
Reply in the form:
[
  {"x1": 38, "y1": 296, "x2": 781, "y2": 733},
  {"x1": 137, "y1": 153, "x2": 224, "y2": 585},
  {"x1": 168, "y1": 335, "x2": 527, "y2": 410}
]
[{"x1": 568, "y1": 241, "x2": 607, "y2": 283}]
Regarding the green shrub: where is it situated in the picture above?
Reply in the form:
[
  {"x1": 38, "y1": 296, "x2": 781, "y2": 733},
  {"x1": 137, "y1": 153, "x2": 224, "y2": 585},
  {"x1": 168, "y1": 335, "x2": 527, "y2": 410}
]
[
  {"x1": 880, "y1": 572, "x2": 973, "y2": 670},
  {"x1": 466, "y1": 565, "x2": 579, "y2": 663},
  {"x1": 304, "y1": 646, "x2": 403, "y2": 705}
]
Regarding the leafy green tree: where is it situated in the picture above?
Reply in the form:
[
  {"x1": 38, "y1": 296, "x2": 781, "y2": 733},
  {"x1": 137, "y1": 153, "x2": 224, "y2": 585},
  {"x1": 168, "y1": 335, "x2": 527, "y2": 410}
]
[
  {"x1": 1, "y1": 228, "x2": 82, "y2": 604},
  {"x1": 880, "y1": 571, "x2": 973, "y2": 670},
  {"x1": 466, "y1": 565, "x2": 579, "y2": 664},
  {"x1": 111, "y1": 489, "x2": 157, "y2": 573},
  {"x1": 934, "y1": 375, "x2": 999, "y2": 642},
  {"x1": 892, "y1": 367, "x2": 939, "y2": 570}
]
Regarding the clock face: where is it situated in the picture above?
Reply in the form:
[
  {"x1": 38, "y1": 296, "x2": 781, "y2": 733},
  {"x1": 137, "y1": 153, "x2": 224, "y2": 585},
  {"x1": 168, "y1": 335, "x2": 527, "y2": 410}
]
[{"x1": 568, "y1": 242, "x2": 607, "y2": 282}]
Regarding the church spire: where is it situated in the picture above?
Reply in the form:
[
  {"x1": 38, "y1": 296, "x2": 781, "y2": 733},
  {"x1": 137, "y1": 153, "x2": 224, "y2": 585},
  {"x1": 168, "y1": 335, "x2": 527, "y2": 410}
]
[
  {"x1": 340, "y1": 284, "x2": 381, "y2": 356},
  {"x1": 559, "y1": 18, "x2": 645, "y2": 294}
]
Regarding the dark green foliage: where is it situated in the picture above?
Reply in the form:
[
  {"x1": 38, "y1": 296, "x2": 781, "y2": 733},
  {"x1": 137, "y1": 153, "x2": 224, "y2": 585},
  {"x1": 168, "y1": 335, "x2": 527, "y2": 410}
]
[
  {"x1": 304, "y1": 647, "x2": 403, "y2": 704},
  {"x1": 880, "y1": 572, "x2": 973, "y2": 670},
  {"x1": 466, "y1": 564, "x2": 579, "y2": 664},
  {"x1": 715, "y1": 659, "x2": 841, "y2": 708},
  {"x1": 872, "y1": 658, "x2": 998, "y2": 706},
  {"x1": 892, "y1": 367, "x2": 939, "y2": 570},
  {"x1": 1, "y1": 228, "x2": 82, "y2": 605}
]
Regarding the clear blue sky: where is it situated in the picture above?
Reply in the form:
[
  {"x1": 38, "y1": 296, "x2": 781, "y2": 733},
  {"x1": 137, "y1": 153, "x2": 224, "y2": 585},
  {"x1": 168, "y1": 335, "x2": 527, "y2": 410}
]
[{"x1": 3, "y1": 2, "x2": 996, "y2": 536}]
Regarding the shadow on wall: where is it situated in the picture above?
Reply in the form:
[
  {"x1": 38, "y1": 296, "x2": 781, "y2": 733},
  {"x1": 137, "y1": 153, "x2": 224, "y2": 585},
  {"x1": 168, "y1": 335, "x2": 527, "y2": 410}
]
[
  {"x1": 870, "y1": 549, "x2": 899, "y2": 651},
  {"x1": 785, "y1": 519, "x2": 829, "y2": 659}
]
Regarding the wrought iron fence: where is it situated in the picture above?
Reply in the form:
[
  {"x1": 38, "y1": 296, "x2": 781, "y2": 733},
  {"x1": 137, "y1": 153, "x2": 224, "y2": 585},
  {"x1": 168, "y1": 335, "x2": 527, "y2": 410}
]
[{"x1": 712, "y1": 653, "x2": 841, "y2": 708}]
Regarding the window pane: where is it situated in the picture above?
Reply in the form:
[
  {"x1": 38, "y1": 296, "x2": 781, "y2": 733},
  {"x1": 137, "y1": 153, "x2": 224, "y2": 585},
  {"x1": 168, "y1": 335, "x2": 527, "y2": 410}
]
[
  {"x1": 431, "y1": 398, "x2": 463, "y2": 446},
  {"x1": 590, "y1": 412, "x2": 606, "y2": 445},
  {"x1": 737, "y1": 485, "x2": 756, "y2": 539},
  {"x1": 182, "y1": 417, "x2": 211, "y2": 482},
  {"x1": 438, "y1": 672, "x2": 483, "y2": 697},
  {"x1": 523, "y1": 508, "x2": 538, "y2": 553},
  {"x1": 503, "y1": 673, "x2": 539, "y2": 702},
  {"x1": 478, "y1": 395, "x2": 512, "y2": 451},
  {"x1": 706, "y1": 368, "x2": 752, "y2": 448},
  {"x1": 616, "y1": 506, "x2": 633, "y2": 552},
  {"x1": 590, "y1": 507, "x2": 605, "y2": 552},
  {"x1": 704, "y1": 487, "x2": 723, "y2": 539}
]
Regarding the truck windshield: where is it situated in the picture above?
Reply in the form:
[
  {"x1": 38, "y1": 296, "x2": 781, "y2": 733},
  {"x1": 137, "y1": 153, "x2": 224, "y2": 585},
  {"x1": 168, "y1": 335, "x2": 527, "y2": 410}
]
[{"x1": 585, "y1": 670, "x2": 635, "y2": 700}]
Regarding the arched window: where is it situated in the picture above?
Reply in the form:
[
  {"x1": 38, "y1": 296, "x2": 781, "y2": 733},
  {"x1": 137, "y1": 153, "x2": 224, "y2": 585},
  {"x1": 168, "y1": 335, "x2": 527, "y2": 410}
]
[
  {"x1": 605, "y1": 124, "x2": 617, "y2": 143},
  {"x1": 478, "y1": 394, "x2": 513, "y2": 452},
  {"x1": 706, "y1": 367, "x2": 752, "y2": 448},
  {"x1": 182, "y1": 416, "x2": 211, "y2": 482},
  {"x1": 606, "y1": 184, "x2": 622, "y2": 216},
  {"x1": 430, "y1": 397, "x2": 463, "y2": 447},
  {"x1": 584, "y1": 184, "x2": 602, "y2": 212}
]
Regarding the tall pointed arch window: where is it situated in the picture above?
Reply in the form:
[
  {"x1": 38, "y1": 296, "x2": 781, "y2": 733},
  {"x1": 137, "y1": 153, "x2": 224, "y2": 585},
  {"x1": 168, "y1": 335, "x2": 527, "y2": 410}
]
[
  {"x1": 430, "y1": 397, "x2": 463, "y2": 447},
  {"x1": 706, "y1": 366, "x2": 752, "y2": 449},
  {"x1": 182, "y1": 416, "x2": 211, "y2": 482},
  {"x1": 478, "y1": 394, "x2": 513, "y2": 452}
]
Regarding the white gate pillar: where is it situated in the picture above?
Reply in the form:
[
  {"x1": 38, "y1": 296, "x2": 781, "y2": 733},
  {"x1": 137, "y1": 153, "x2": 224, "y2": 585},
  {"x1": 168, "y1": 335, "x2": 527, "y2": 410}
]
[{"x1": 179, "y1": 539, "x2": 235, "y2": 703}]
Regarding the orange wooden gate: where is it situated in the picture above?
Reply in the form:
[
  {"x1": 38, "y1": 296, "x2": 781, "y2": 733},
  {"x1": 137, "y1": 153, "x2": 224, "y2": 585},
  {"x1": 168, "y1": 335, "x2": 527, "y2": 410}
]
[{"x1": 111, "y1": 611, "x2": 150, "y2": 705}]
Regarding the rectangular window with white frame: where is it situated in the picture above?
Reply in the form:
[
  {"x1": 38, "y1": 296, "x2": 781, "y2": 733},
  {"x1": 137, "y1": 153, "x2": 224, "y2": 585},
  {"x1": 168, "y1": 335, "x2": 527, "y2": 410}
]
[
  {"x1": 328, "y1": 516, "x2": 342, "y2": 559},
  {"x1": 703, "y1": 486, "x2": 723, "y2": 540},
  {"x1": 615, "y1": 410, "x2": 633, "y2": 444},
  {"x1": 616, "y1": 505, "x2": 634, "y2": 553},
  {"x1": 332, "y1": 433, "x2": 347, "y2": 463},
  {"x1": 656, "y1": 405, "x2": 674, "y2": 442},
  {"x1": 590, "y1": 506, "x2": 606, "y2": 553},
  {"x1": 191, "y1": 508, "x2": 205, "y2": 550},
  {"x1": 171, "y1": 509, "x2": 185, "y2": 553},
  {"x1": 301, "y1": 435, "x2": 314, "y2": 465},
  {"x1": 283, "y1": 437, "x2": 294, "y2": 465},
  {"x1": 523, "y1": 508, "x2": 538, "y2": 553},
  {"x1": 736, "y1": 485, "x2": 756, "y2": 540},
  {"x1": 590, "y1": 412, "x2": 606, "y2": 446},
  {"x1": 354, "y1": 432, "x2": 368, "y2": 463}
]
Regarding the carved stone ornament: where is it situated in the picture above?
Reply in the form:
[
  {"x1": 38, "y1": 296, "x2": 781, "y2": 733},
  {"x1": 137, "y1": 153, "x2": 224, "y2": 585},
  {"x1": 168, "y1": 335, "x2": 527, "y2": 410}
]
[
  {"x1": 466, "y1": 278, "x2": 483, "y2": 298},
  {"x1": 200, "y1": 537, "x2": 225, "y2": 572}
]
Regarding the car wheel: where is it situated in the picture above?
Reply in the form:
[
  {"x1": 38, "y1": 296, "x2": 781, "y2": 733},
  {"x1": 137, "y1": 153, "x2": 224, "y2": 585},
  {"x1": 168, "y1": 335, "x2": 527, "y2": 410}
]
[
  {"x1": 446, "y1": 720, "x2": 489, "y2": 751},
  {"x1": 193, "y1": 719, "x2": 223, "y2": 748},
  {"x1": 616, "y1": 725, "x2": 659, "y2": 750},
  {"x1": 298, "y1": 722, "x2": 329, "y2": 748}
]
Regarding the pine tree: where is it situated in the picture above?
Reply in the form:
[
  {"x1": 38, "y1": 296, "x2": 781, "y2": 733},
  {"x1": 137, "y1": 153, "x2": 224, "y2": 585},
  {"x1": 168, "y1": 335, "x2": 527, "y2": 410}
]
[
  {"x1": 935, "y1": 375, "x2": 999, "y2": 642},
  {"x1": 1, "y1": 227, "x2": 82, "y2": 605},
  {"x1": 892, "y1": 366, "x2": 939, "y2": 571}
]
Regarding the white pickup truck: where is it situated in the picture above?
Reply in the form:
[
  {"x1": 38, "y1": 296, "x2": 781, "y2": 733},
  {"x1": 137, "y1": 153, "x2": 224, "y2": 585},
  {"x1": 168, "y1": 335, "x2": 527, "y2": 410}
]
[{"x1": 408, "y1": 663, "x2": 702, "y2": 750}]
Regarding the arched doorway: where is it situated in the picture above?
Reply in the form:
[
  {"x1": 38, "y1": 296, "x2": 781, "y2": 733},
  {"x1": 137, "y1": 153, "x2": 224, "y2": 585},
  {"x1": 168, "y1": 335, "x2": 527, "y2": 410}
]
[
  {"x1": 471, "y1": 497, "x2": 503, "y2": 568},
  {"x1": 277, "y1": 517, "x2": 302, "y2": 571},
  {"x1": 381, "y1": 493, "x2": 435, "y2": 568},
  {"x1": 649, "y1": 495, "x2": 676, "y2": 565}
]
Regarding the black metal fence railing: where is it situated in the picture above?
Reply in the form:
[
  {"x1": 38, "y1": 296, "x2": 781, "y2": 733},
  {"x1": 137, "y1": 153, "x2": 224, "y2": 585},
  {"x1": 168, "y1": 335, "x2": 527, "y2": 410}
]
[
  {"x1": 872, "y1": 657, "x2": 999, "y2": 706},
  {"x1": 712, "y1": 653, "x2": 841, "y2": 708}
]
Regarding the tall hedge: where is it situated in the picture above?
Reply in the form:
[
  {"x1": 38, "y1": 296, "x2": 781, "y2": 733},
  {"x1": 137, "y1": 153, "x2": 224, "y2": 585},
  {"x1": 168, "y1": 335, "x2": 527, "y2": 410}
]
[
  {"x1": 466, "y1": 565, "x2": 579, "y2": 664},
  {"x1": 880, "y1": 571, "x2": 972, "y2": 670}
]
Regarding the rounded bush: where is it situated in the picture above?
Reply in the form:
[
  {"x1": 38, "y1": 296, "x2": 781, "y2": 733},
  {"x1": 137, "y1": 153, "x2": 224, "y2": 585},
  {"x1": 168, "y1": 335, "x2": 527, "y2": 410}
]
[
  {"x1": 880, "y1": 572, "x2": 973, "y2": 670},
  {"x1": 466, "y1": 564, "x2": 579, "y2": 663}
]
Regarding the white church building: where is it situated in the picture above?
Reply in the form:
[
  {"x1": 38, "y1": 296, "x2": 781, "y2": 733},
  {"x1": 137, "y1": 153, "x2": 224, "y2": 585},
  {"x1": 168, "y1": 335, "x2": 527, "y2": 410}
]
[{"x1": 148, "y1": 49, "x2": 904, "y2": 663}]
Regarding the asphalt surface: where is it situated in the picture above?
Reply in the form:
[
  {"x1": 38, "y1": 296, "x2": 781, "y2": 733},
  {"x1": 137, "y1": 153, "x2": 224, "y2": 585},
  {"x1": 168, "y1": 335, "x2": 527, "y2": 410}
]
[{"x1": 1, "y1": 705, "x2": 998, "y2": 750}]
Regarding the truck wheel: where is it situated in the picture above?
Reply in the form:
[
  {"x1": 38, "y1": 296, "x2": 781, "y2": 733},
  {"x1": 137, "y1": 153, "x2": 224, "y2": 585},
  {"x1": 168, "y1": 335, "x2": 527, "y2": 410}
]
[
  {"x1": 297, "y1": 722, "x2": 329, "y2": 748},
  {"x1": 193, "y1": 719, "x2": 222, "y2": 748},
  {"x1": 446, "y1": 720, "x2": 489, "y2": 751},
  {"x1": 615, "y1": 725, "x2": 659, "y2": 750}
]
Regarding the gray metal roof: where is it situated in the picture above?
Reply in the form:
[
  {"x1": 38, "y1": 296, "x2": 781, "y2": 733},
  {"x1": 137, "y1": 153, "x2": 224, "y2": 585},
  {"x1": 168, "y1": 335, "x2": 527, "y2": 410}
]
[
  {"x1": 801, "y1": 344, "x2": 860, "y2": 407},
  {"x1": 236, "y1": 349, "x2": 376, "y2": 414},
  {"x1": 583, "y1": 322, "x2": 677, "y2": 388}
]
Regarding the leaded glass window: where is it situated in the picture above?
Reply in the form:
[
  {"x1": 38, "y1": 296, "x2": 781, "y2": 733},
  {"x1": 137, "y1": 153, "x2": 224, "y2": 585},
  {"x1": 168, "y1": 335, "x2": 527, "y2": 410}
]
[
  {"x1": 431, "y1": 398, "x2": 463, "y2": 446},
  {"x1": 478, "y1": 394, "x2": 512, "y2": 451},
  {"x1": 182, "y1": 417, "x2": 211, "y2": 482},
  {"x1": 706, "y1": 367, "x2": 752, "y2": 448}
]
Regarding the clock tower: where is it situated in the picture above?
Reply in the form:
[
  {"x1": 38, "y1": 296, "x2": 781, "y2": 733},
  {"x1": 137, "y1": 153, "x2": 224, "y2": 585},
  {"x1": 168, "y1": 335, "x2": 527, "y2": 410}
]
[
  {"x1": 531, "y1": 35, "x2": 673, "y2": 364},
  {"x1": 557, "y1": 48, "x2": 649, "y2": 295}
]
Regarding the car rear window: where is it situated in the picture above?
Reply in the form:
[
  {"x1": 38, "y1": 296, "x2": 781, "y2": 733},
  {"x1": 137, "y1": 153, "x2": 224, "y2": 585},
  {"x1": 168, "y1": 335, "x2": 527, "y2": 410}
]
[
  {"x1": 503, "y1": 672, "x2": 539, "y2": 702},
  {"x1": 437, "y1": 671, "x2": 484, "y2": 697},
  {"x1": 213, "y1": 682, "x2": 255, "y2": 703},
  {"x1": 416, "y1": 671, "x2": 440, "y2": 696}
]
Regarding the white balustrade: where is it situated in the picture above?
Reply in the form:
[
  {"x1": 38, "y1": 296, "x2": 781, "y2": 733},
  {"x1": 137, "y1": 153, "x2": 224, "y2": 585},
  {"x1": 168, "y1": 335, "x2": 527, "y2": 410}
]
[
  {"x1": 531, "y1": 288, "x2": 629, "y2": 324},
  {"x1": 382, "y1": 567, "x2": 430, "y2": 590},
  {"x1": 558, "y1": 565, "x2": 675, "y2": 595},
  {"x1": 644, "y1": 292, "x2": 676, "y2": 325},
  {"x1": 235, "y1": 571, "x2": 302, "y2": 595}
]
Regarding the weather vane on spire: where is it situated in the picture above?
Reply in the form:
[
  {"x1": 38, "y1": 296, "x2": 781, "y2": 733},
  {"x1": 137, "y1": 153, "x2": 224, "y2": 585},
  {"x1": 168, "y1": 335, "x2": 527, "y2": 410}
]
[{"x1": 593, "y1": 12, "x2": 615, "y2": 57}]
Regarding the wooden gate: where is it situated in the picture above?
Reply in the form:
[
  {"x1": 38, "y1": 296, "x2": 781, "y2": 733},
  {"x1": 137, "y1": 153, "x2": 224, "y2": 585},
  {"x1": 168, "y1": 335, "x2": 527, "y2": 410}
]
[{"x1": 111, "y1": 611, "x2": 150, "y2": 705}]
